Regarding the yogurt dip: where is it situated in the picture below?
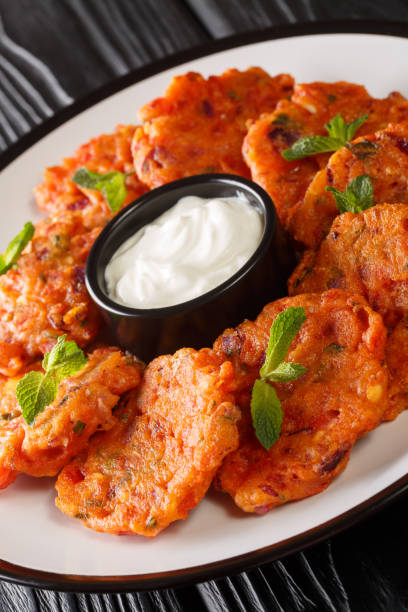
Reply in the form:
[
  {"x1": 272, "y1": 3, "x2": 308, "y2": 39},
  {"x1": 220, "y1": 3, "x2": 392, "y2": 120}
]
[{"x1": 105, "y1": 194, "x2": 263, "y2": 309}]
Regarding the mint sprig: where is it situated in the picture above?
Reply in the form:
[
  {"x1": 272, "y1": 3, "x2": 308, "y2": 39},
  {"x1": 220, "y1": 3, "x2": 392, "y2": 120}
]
[
  {"x1": 72, "y1": 167, "x2": 131, "y2": 212},
  {"x1": 16, "y1": 335, "x2": 88, "y2": 426},
  {"x1": 326, "y1": 174, "x2": 374, "y2": 214},
  {"x1": 260, "y1": 306, "x2": 307, "y2": 378},
  {"x1": 282, "y1": 114, "x2": 368, "y2": 161},
  {"x1": 251, "y1": 307, "x2": 307, "y2": 450},
  {"x1": 0, "y1": 222, "x2": 34, "y2": 275},
  {"x1": 251, "y1": 380, "x2": 283, "y2": 451},
  {"x1": 42, "y1": 334, "x2": 88, "y2": 380}
]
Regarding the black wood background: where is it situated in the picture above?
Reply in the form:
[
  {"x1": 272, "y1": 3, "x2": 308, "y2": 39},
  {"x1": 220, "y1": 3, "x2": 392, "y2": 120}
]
[{"x1": 1, "y1": 1, "x2": 408, "y2": 610}]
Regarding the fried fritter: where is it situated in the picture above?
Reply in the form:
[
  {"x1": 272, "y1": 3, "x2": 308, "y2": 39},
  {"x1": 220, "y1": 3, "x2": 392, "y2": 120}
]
[
  {"x1": 132, "y1": 68, "x2": 294, "y2": 187},
  {"x1": 385, "y1": 320, "x2": 408, "y2": 421},
  {"x1": 0, "y1": 373, "x2": 28, "y2": 489},
  {"x1": 35, "y1": 125, "x2": 147, "y2": 229},
  {"x1": 289, "y1": 204, "x2": 408, "y2": 420},
  {"x1": 289, "y1": 122, "x2": 408, "y2": 248},
  {"x1": 288, "y1": 204, "x2": 408, "y2": 328},
  {"x1": 0, "y1": 212, "x2": 102, "y2": 375},
  {"x1": 243, "y1": 82, "x2": 408, "y2": 230},
  {"x1": 55, "y1": 348, "x2": 240, "y2": 536},
  {"x1": 213, "y1": 290, "x2": 388, "y2": 514},
  {"x1": 0, "y1": 347, "x2": 142, "y2": 488}
]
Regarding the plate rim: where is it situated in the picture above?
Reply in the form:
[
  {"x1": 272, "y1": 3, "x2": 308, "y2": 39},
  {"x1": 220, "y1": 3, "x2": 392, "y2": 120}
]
[{"x1": 1, "y1": 18, "x2": 408, "y2": 593}]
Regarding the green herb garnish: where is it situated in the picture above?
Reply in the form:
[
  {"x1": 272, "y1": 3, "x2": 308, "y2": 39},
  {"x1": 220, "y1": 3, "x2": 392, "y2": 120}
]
[
  {"x1": 326, "y1": 174, "x2": 374, "y2": 214},
  {"x1": 72, "y1": 167, "x2": 132, "y2": 212},
  {"x1": 0, "y1": 222, "x2": 34, "y2": 275},
  {"x1": 72, "y1": 420, "x2": 86, "y2": 435},
  {"x1": 324, "y1": 343, "x2": 346, "y2": 353},
  {"x1": 251, "y1": 307, "x2": 307, "y2": 450},
  {"x1": 346, "y1": 140, "x2": 379, "y2": 160},
  {"x1": 145, "y1": 517, "x2": 157, "y2": 529},
  {"x1": 282, "y1": 114, "x2": 368, "y2": 161},
  {"x1": 16, "y1": 335, "x2": 88, "y2": 426}
]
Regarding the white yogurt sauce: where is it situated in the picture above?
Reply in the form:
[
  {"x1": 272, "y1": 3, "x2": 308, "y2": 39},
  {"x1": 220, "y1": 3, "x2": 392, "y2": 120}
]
[{"x1": 105, "y1": 194, "x2": 263, "y2": 309}]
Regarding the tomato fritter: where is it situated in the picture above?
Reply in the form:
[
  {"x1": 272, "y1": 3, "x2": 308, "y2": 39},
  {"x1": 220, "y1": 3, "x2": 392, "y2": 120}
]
[
  {"x1": 0, "y1": 348, "x2": 142, "y2": 488},
  {"x1": 132, "y1": 68, "x2": 294, "y2": 188},
  {"x1": 289, "y1": 122, "x2": 408, "y2": 248},
  {"x1": 288, "y1": 204, "x2": 408, "y2": 328},
  {"x1": 35, "y1": 125, "x2": 147, "y2": 229},
  {"x1": 213, "y1": 290, "x2": 388, "y2": 514},
  {"x1": 55, "y1": 348, "x2": 240, "y2": 536},
  {"x1": 0, "y1": 212, "x2": 102, "y2": 375},
  {"x1": 289, "y1": 204, "x2": 408, "y2": 420},
  {"x1": 243, "y1": 82, "x2": 408, "y2": 229},
  {"x1": 385, "y1": 320, "x2": 408, "y2": 421},
  {"x1": 0, "y1": 374, "x2": 28, "y2": 489}
]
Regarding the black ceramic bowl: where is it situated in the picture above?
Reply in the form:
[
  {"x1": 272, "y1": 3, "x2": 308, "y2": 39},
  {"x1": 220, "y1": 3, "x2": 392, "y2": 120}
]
[{"x1": 85, "y1": 174, "x2": 294, "y2": 362}]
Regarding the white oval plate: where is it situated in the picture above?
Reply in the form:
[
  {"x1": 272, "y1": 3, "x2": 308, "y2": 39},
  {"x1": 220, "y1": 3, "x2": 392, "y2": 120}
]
[{"x1": 1, "y1": 23, "x2": 408, "y2": 592}]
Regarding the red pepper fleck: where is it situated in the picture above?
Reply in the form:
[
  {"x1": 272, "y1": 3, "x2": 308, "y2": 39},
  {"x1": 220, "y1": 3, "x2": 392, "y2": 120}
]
[
  {"x1": 397, "y1": 137, "x2": 408, "y2": 154},
  {"x1": 67, "y1": 197, "x2": 89, "y2": 211},
  {"x1": 202, "y1": 100, "x2": 214, "y2": 117},
  {"x1": 259, "y1": 484, "x2": 279, "y2": 497}
]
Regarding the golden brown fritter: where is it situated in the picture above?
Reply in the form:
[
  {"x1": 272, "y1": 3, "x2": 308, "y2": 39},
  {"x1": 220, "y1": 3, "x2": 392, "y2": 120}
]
[
  {"x1": 385, "y1": 320, "x2": 408, "y2": 421},
  {"x1": 132, "y1": 68, "x2": 294, "y2": 188},
  {"x1": 0, "y1": 347, "x2": 142, "y2": 488},
  {"x1": 0, "y1": 212, "x2": 102, "y2": 376},
  {"x1": 289, "y1": 204, "x2": 408, "y2": 420},
  {"x1": 35, "y1": 125, "x2": 148, "y2": 229},
  {"x1": 288, "y1": 204, "x2": 408, "y2": 328},
  {"x1": 289, "y1": 122, "x2": 408, "y2": 248},
  {"x1": 0, "y1": 373, "x2": 29, "y2": 489},
  {"x1": 243, "y1": 82, "x2": 408, "y2": 230},
  {"x1": 55, "y1": 348, "x2": 240, "y2": 536},
  {"x1": 213, "y1": 290, "x2": 388, "y2": 514}
]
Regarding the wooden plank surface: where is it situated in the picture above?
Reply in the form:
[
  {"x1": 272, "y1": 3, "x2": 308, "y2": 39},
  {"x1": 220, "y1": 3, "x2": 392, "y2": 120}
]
[{"x1": 1, "y1": 1, "x2": 408, "y2": 611}]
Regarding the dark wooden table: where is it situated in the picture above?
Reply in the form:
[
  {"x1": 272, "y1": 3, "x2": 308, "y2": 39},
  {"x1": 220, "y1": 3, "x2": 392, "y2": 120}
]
[{"x1": 1, "y1": 2, "x2": 408, "y2": 610}]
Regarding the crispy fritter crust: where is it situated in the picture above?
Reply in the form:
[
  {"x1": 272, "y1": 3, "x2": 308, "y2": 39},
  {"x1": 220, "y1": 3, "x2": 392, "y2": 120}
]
[
  {"x1": 213, "y1": 291, "x2": 388, "y2": 514},
  {"x1": 35, "y1": 125, "x2": 147, "y2": 229},
  {"x1": 55, "y1": 348, "x2": 240, "y2": 536},
  {"x1": 385, "y1": 320, "x2": 408, "y2": 420},
  {"x1": 288, "y1": 204, "x2": 408, "y2": 328},
  {"x1": 0, "y1": 212, "x2": 102, "y2": 375},
  {"x1": 289, "y1": 204, "x2": 408, "y2": 419},
  {"x1": 243, "y1": 82, "x2": 408, "y2": 230},
  {"x1": 0, "y1": 348, "x2": 142, "y2": 487},
  {"x1": 132, "y1": 69, "x2": 294, "y2": 187},
  {"x1": 289, "y1": 122, "x2": 408, "y2": 248}
]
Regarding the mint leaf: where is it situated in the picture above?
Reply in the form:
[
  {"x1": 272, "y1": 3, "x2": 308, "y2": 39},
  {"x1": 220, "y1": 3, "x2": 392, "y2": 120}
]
[
  {"x1": 260, "y1": 307, "x2": 306, "y2": 378},
  {"x1": 345, "y1": 115, "x2": 369, "y2": 141},
  {"x1": 16, "y1": 371, "x2": 58, "y2": 427},
  {"x1": 72, "y1": 167, "x2": 127, "y2": 212},
  {"x1": 71, "y1": 168, "x2": 103, "y2": 190},
  {"x1": 267, "y1": 361, "x2": 307, "y2": 383},
  {"x1": 326, "y1": 174, "x2": 374, "y2": 214},
  {"x1": 324, "y1": 114, "x2": 348, "y2": 142},
  {"x1": 0, "y1": 222, "x2": 34, "y2": 275},
  {"x1": 42, "y1": 334, "x2": 88, "y2": 382},
  {"x1": 97, "y1": 172, "x2": 127, "y2": 213},
  {"x1": 251, "y1": 379, "x2": 283, "y2": 450},
  {"x1": 324, "y1": 114, "x2": 368, "y2": 143},
  {"x1": 282, "y1": 136, "x2": 342, "y2": 161},
  {"x1": 282, "y1": 114, "x2": 368, "y2": 161},
  {"x1": 250, "y1": 307, "x2": 307, "y2": 450},
  {"x1": 17, "y1": 336, "x2": 88, "y2": 426}
]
